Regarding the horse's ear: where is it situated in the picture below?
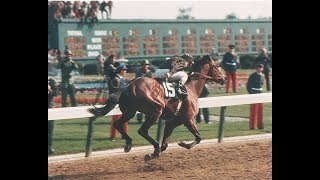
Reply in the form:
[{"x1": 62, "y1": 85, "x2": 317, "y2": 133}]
[{"x1": 202, "y1": 55, "x2": 212, "y2": 63}]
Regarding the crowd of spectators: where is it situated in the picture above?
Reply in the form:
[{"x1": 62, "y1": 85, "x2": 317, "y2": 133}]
[
  {"x1": 48, "y1": 48, "x2": 61, "y2": 63},
  {"x1": 48, "y1": 1, "x2": 113, "y2": 23}
]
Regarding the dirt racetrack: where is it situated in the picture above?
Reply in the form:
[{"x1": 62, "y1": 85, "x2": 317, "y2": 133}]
[{"x1": 48, "y1": 139, "x2": 271, "y2": 180}]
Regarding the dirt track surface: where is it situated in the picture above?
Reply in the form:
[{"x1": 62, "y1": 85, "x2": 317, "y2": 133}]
[{"x1": 48, "y1": 139, "x2": 271, "y2": 180}]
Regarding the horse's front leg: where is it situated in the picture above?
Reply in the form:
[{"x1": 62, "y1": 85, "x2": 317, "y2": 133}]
[
  {"x1": 113, "y1": 111, "x2": 136, "y2": 152},
  {"x1": 178, "y1": 120, "x2": 202, "y2": 149}
]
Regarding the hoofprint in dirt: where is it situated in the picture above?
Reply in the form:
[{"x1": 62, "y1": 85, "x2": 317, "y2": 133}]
[{"x1": 48, "y1": 138, "x2": 271, "y2": 180}]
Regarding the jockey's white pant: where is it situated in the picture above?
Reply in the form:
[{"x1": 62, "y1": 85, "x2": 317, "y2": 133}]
[
  {"x1": 155, "y1": 69, "x2": 188, "y2": 85},
  {"x1": 168, "y1": 71, "x2": 188, "y2": 85}
]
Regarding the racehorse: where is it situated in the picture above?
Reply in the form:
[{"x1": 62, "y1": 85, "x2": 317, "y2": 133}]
[{"x1": 109, "y1": 55, "x2": 226, "y2": 160}]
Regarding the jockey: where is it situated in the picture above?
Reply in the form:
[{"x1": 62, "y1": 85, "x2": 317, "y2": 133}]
[
  {"x1": 156, "y1": 54, "x2": 194, "y2": 100},
  {"x1": 88, "y1": 63, "x2": 129, "y2": 117}
]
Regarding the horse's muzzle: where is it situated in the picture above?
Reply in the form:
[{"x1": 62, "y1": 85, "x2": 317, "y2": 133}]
[{"x1": 220, "y1": 77, "x2": 227, "y2": 85}]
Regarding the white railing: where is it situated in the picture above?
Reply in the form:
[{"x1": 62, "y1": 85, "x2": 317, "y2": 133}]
[
  {"x1": 48, "y1": 93, "x2": 272, "y2": 157},
  {"x1": 48, "y1": 93, "x2": 272, "y2": 120}
]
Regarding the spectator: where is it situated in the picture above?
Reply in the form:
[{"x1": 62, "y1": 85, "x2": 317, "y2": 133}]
[
  {"x1": 48, "y1": 1, "x2": 114, "y2": 21},
  {"x1": 78, "y1": 7, "x2": 86, "y2": 23},
  {"x1": 109, "y1": 64, "x2": 129, "y2": 141},
  {"x1": 100, "y1": 1, "x2": 109, "y2": 19},
  {"x1": 96, "y1": 52, "x2": 106, "y2": 76},
  {"x1": 106, "y1": 1, "x2": 113, "y2": 19},
  {"x1": 48, "y1": 78, "x2": 58, "y2": 155},
  {"x1": 72, "y1": 1, "x2": 81, "y2": 18},
  {"x1": 246, "y1": 64, "x2": 265, "y2": 130},
  {"x1": 196, "y1": 85, "x2": 211, "y2": 124},
  {"x1": 256, "y1": 47, "x2": 272, "y2": 91},
  {"x1": 56, "y1": 50, "x2": 63, "y2": 63},
  {"x1": 48, "y1": 49, "x2": 55, "y2": 62},
  {"x1": 79, "y1": 1, "x2": 89, "y2": 23},
  {"x1": 57, "y1": 50, "x2": 79, "y2": 107},
  {"x1": 61, "y1": 1, "x2": 73, "y2": 18},
  {"x1": 54, "y1": 9, "x2": 63, "y2": 23},
  {"x1": 135, "y1": 59, "x2": 153, "y2": 78},
  {"x1": 221, "y1": 45, "x2": 239, "y2": 93},
  {"x1": 104, "y1": 54, "x2": 118, "y2": 80},
  {"x1": 104, "y1": 54, "x2": 118, "y2": 96},
  {"x1": 135, "y1": 59, "x2": 153, "y2": 123},
  {"x1": 210, "y1": 47, "x2": 220, "y2": 63},
  {"x1": 87, "y1": 7, "x2": 98, "y2": 23}
]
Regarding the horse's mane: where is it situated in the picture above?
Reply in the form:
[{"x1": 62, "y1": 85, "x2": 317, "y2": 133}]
[
  {"x1": 187, "y1": 55, "x2": 218, "y2": 84},
  {"x1": 186, "y1": 55, "x2": 212, "y2": 83}
]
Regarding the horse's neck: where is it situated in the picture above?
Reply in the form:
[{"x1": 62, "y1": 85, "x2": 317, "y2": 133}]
[
  {"x1": 187, "y1": 77, "x2": 206, "y2": 98},
  {"x1": 187, "y1": 64, "x2": 211, "y2": 98}
]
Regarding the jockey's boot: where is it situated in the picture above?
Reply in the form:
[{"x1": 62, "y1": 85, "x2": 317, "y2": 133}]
[
  {"x1": 101, "y1": 101, "x2": 117, "y2": 114},
  {"x1": 88, "y1": 101, "x2": 117, "y2": 117},
  {"x1": 175, "y1": 81, "x2": 188, "y2": 100},
  {"x1": 88, "y1": 92, "x2": 120, "y2": 117}
]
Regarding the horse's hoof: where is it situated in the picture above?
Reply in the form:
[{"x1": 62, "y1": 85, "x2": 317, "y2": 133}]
[
  {"x1": 144, "y1": 154, "x2": 152, "y2": 161},
  {"x1": 152, "y1": 153, "x2": 160, "y2": 159},
  {"x1": 161, "y1": 143, "x2": 168, "y2": 152},
  {"x1": 178, "y1": 141, "x2": 190, "y2": 149},
  {"x1": 124, "y1": 144, "x2": 132, "y2": 153},
  {"x1": 178, "y1": 141, "x2": 186, "y2": 146}
]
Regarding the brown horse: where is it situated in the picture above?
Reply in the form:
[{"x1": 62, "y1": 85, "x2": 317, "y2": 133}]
[{"x1": 113, "y1": 55, "x2": 227, "y2": 160}]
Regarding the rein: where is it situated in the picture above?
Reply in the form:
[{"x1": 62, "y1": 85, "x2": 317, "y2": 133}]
[{"x1": 190, "y1": 72, "x2": 214, "y2": 80}]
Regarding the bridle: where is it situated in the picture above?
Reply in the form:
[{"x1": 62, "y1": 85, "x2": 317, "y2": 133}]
[{"x1": 190, "y1": 60, "x2": 225, "y2": 83}]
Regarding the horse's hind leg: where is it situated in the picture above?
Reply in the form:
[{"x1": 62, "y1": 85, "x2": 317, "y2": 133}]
[
  {"x1": 161, "y1": 119, "x2": 183, "y2": 152},
  {"x1": 178, "y1": 120, "x2": 202, "y2": 149},
  {"x1": 138, "y1": 112, "x2": 162, "y2": 159},
  {"x1": 113, "y1": 110, "x2": 136, "y2": 152},
  {"x1": 138, "y1": 114, "x2": 160, "y2": 148}
]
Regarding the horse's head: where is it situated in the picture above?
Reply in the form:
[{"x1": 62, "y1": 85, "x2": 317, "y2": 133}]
[{"x1": 194, "y1": 55, "x2": 227, "y2": 85}]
